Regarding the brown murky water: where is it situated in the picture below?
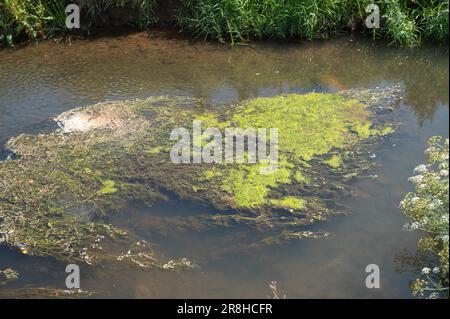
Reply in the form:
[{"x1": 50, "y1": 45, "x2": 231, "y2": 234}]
[{"x1": 0, "y1": 32, "x2": 448, "y2": 298}]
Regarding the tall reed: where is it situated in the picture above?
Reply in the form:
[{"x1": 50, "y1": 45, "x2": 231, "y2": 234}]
[
  {"x1": 177, "y1": 0, "x2": 449, "y2": 46},
  {"x1": 0, "y1": 0, "x2": 158, "y2": 46}
]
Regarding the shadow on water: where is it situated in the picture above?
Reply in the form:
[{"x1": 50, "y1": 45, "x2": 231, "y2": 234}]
[{"x1": 0, "y1": 32, "x2": 448, "y2": 298}]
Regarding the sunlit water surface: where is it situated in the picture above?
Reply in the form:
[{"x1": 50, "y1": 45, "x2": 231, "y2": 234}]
[{"x1": 0, "y1": 32, "x2": 448, "y2": 298}]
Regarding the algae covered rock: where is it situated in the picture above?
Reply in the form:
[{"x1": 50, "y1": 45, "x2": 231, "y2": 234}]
[{"x1": 0, "y1": 86, "x2": 401, "y2": 265}]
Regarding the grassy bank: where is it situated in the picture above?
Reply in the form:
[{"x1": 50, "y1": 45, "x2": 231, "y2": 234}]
[
  {"x1": 178, "y1": 0, "x2": 448, "y2": 46},
  {"x1": 0, "y1": 0, "x2": 448, "y2": 46},
  {"x1": 0, "y1": 0, "x2": 157, "y2": 46}
]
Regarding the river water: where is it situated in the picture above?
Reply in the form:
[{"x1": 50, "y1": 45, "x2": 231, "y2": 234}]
[{"x1": 0, "y1": 32, "x2": 448, "y2": 298}]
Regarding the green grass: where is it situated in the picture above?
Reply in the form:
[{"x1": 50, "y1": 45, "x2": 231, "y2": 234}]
[
  {"x1": 177, "y1": 0, "x2": 349, "y2": 43},
  {"x1": 177, "y1": 0, "x2": 449, "y2": 46},
  {"x1": 421, "y1": 0, "x2": 449, "y2": 42},
  {"x1": 0, "y1": 0, "x2": 46, "y2": 46},
  {"x1": 0, "y1": 0, "x2": 157, "y2": 46},
  {"x1": 1, "y1": 0, "x2": 448, "y2": 46}
]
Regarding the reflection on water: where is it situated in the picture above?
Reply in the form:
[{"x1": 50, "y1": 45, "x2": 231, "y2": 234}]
[{"x1": 0, "y1": 32, "x2": 448, "y2": 298}]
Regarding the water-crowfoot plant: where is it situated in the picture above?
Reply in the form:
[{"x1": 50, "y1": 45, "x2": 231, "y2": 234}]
[
  {"x1": 0, "y1": 268, "x2": 19, "y2": 286},
  {"x1": 0, "y1": 287, "x2": 94, "y2": 298},
  {"x1": 400, "y1": 136, "x2": 449, "y2": 299},
  {"x1": 0, "y1": 87, "x2": 401, "y2": 265}
]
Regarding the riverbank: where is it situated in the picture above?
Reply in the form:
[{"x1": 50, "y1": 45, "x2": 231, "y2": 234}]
[{"x1": 1, "y1": 0, "x2": 448, "y2": 48}]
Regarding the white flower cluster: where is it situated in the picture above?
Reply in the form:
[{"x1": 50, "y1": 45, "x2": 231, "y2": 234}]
[
  {"x1": 400, "y1": 137, "x2": 449, "y2": 298},
  {"x1": 428, "y1": 199, "x2": 443, "y2": 210},
  {"x1": 422, "y1": 267, "x2": 431, "y2": 275},
  {"x1": 421, "y1": 267, "x2": 441, "y2": 275},
  {"x1": 408, "y1": 175, "x2": 424, "y2": 184},
  {"x1": 437, "y1": 234, "x2": 449, "y2": 242},
  {"x1": 414, "y1": 164, "x2": 428, "y2": 174},
  {"x1": 403, "y1": 221, "x2": 421, "y2": 232}
]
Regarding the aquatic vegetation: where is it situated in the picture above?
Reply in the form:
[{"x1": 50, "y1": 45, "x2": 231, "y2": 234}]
[
  {"x1": 323, "y1": 155, "x2": 343, "y2": 169},
  {"x1": 117, "y1": 240, "x2": 198, "y2": 271},
  {"x1": 0, "y1": 287, "x2": 94, "y2": 298},
  {"x1": 0, "y1": 96, "x2": 200, "y2": 266},
  {"x1": 293, "y1": 171, "x2": 310, "y2": 184},
  {"x1": 204, "y1": 91, "x2": 396, "y2": 210},
  {"x1": 0, "y1": 87, "x2": 400, "y2": 265},
  {"x1": 0, "y1": 268, "x2": 19, "y2": 285},
  {"x1": 400, "y1": 136, "x2": 449, "y2": 299},
  {"x1": 219, "y1": 163, "x2": 292, "y2": 208},
  {"x1": 262, "y1": 230, "x2": 329, "y2": 246},
  {"x1": 98, "y1": 180, "x2": 119, "y2": 195},
  {"x1": 232, "y1": 94, "x2": 370, "y2": 160},
  {"x1": 270, "y1": 197, "x2": 306, "y2": 211},
  {"x1": 268, "y1": 281, "x2": 287, "y2": 299}
]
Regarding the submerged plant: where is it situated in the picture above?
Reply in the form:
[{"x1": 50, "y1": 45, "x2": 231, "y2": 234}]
[
  {"x1": 0, "y1": 268, "x2": 19, "y2": 286},
  {"x1": 0, "y1": 87, "x2": 400, "y2": 266},
  {"x1": 0, "y1": 287, "x2": 94, "y2": 298},
  {"x1": 268, "y1": 281, "x2": 287, "y2": 299},
  {"x1": 400, "y1": 136, "x2": 449, "y2": 299}
]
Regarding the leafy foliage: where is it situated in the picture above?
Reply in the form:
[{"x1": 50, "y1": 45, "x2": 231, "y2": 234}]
[
  {"x1": 177, "y1": 0, "x2": 449, "y2": 46},
  {"x1": 400, "y1": 136, "x2": 449, "y2": 299},
  {"x1": 0, "y1": 0, "x2": 157, "y2": 46}
]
